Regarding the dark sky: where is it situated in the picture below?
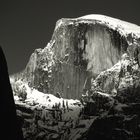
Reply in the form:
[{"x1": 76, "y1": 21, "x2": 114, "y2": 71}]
[{"x1": 0, "y1": 0, "x2": 140, "y2": 74}]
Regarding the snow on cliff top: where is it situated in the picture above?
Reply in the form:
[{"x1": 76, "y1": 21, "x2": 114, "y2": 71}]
[{"x1": 56, "y1": 14, "x2": 140, "y2": 38}]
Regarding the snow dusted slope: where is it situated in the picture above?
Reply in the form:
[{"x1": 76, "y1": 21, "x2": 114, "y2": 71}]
[
  {"x1": 11, "y1": 78, "x2": 84, "y2": 139},
  {"x1": 79, "y1": 14, "x2": 140, "y2": 37},
  {"x1": 11, "y1": 78, "x2": 82, "y2": 119}
]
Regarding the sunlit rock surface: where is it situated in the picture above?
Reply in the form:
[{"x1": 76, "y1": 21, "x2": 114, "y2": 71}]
[
  {"x1": 11, "y1": 14, "x2": 140, "y2": 99},
  {"x1": 10, "y1": 14, "x2": 140, "y2": 140}
]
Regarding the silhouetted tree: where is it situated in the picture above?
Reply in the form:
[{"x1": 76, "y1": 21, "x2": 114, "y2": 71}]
[
  {"x1": 62, "y1": 100, "x2": 66, "y2": 113},
  {"x1": 66, "y1": 100, "x2": 69, "y2": 111}
]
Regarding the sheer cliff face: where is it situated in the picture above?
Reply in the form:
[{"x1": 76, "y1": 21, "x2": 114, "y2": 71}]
[
  {"x1": 12, "y1": 15, "x2": 140, "y2": 99},
  {"x1": 49, "y1": 20, "x2": 127, "y2": 99},
  {"x1": 53, "y1": 21, "x2": 127, "y2": 73}
]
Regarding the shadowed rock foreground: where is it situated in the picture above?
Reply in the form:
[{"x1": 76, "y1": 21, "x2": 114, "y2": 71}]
[
  {"x1": 0, "y1": 47, "x2": 23, "y2": 140},
  {"x1": 10, "y1": 15, "x2": 140, "y2": 140}
]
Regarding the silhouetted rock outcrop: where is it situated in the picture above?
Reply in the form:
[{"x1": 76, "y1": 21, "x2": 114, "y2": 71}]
[{"x1": 0, "y1": 47, "x2": 23, "y2": 140}]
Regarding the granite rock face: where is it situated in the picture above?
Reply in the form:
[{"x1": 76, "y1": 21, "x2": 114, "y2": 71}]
[
  {"x1": 10, "y1": 15, "x2": 140, "y2": 140},
  {"x1": 11, "y1": 14, "x2": 140, "y2": 99}
]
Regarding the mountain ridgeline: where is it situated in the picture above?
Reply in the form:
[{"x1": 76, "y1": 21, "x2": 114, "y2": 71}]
[{"x1": 11, "y1": 15, "x2": 140, "y2": 99}]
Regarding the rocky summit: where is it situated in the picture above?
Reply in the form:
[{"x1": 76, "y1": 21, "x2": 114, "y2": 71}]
[{"x1": 10, "y1": 14, "x2": 140, "y2": 140}]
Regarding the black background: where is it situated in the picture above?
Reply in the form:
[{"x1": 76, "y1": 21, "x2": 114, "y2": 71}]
[{"x1": 0, "y1": 0, "x2": 140, "y2": 74}]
